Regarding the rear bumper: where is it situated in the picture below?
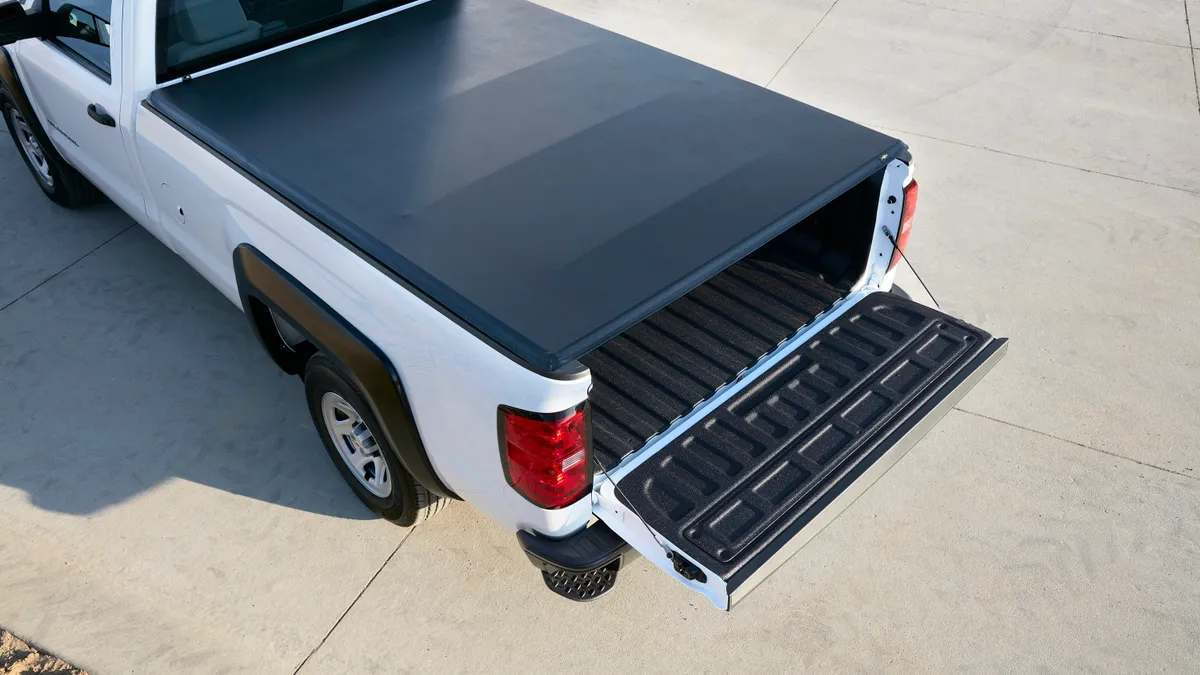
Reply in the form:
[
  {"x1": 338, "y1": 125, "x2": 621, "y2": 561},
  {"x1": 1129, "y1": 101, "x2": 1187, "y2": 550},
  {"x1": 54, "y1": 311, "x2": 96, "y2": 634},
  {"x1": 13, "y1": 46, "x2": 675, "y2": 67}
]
[
  {"x1": 518, "y1": 520, "x2": 633, "y2": 574},
  {"x1": 517, "y1": 521, "x2": 638, "y2": 601}
]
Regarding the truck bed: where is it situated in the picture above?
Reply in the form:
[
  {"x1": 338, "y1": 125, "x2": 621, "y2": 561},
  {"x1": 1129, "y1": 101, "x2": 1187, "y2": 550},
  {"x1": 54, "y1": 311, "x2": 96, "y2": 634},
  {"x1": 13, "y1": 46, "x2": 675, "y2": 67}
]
[
  {"x1": 582, "y1": 258, "x2": 845, "y2": 471},
  {"x1": 145, "y1": 0, "x2": 903, "y2": 374}
]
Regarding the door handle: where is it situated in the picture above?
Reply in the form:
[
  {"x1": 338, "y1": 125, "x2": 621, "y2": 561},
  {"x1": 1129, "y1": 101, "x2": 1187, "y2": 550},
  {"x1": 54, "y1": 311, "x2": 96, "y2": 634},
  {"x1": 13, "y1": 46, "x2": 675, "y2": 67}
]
[{"x1": 87, "y1": 103, "x2": 115, "y2": 127}]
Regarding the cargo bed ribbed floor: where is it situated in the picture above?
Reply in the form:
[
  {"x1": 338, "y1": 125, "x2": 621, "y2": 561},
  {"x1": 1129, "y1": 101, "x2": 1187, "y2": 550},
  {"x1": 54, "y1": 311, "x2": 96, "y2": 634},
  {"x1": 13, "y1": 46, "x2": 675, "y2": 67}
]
[
  {"x1": 613, "y1": 293, "x2": 998, "y2": 592},
  {"x1": 581, "y1": 259, "x2": 845, "y2": 471}
]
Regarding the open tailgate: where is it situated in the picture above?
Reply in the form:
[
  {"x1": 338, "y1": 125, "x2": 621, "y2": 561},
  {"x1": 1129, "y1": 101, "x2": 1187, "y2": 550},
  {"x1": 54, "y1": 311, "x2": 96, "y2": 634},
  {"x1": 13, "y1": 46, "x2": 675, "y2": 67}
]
[{"x1": 592, "y1": 291, "x2": 1007, "y2": 609}]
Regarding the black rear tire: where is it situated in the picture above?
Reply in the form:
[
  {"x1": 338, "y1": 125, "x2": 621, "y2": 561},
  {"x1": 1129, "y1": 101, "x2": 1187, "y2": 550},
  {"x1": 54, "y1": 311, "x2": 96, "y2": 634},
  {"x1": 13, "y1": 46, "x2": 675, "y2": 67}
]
[
  {"x1": 303, "y1": 353, "x2": 445, "y2": 526},
  {"x1": 3, "y1": 99, "x2": 102, "y2": 208}
]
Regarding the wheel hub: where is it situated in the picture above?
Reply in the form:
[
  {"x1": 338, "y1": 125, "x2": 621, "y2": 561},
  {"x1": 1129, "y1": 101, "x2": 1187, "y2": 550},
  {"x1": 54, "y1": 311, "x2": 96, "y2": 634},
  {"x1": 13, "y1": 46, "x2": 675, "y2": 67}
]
[
  {"x1": 8, "y1": 108, "x2": 53, "y2": 189},
  {"x1": 320, "y1": 392, "x2": 392, "y2": 498}
]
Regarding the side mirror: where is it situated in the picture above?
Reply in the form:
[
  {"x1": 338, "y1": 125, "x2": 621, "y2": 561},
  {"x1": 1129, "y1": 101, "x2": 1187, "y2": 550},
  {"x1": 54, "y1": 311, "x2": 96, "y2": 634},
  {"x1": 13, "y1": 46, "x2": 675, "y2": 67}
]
[{"x1": 0, "y1": 1, "x2": 35, "y2": 47}]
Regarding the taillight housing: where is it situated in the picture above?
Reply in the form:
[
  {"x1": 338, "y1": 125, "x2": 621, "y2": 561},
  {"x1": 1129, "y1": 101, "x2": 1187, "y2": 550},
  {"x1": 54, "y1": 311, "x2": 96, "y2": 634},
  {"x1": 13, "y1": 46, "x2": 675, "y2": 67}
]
[
  {"x1": 500, "y1": 404, "x2": 590, "y2": 509},
  {"x1": 890, "y1": 179, "x2": 919, "y2": 270}
]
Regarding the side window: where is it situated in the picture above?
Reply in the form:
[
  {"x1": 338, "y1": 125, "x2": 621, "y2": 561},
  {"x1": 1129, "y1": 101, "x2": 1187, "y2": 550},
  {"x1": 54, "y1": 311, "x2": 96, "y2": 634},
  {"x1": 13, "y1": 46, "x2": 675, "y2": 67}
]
[
  {"x1": 157, "y1": 0, "x2": 397, "y2": 81},
  {"x1": 48, "y1": 0, "x2": 113, "y2": 77}
]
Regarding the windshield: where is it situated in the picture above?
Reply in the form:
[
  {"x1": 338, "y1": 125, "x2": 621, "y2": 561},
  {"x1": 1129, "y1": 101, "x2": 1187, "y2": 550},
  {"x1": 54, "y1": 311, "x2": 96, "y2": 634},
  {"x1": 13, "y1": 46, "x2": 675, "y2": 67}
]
[{"x1": 156, "y1": 0, "x2": 417, "y2": 81}]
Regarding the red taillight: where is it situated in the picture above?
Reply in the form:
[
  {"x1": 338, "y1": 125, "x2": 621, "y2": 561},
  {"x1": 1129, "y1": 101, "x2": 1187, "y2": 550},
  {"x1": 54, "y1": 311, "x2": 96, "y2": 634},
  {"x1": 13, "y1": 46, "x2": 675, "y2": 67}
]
[
  {"x1": 890, "y1": 179, "x2": 919, "y2": 270},
  {"x1": 501, "y1": 405, "x2": 590, "y2": 509}
]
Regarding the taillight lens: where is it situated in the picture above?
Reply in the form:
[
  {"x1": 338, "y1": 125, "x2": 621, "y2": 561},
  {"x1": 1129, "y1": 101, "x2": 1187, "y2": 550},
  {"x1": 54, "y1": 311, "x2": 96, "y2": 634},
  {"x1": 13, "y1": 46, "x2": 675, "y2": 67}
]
[
  {"x1": 890, "y1": 179, "x2": 919, "y2": 270},
  {"x1": 501, "y1": 405, "x2": 590, "y2": 509}
]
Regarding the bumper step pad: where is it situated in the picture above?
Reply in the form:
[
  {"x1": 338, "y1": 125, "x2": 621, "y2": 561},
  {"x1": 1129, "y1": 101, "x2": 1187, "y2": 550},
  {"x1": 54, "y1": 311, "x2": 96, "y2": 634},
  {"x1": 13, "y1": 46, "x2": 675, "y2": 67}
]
[
  {"x1": 517, "y1": 520, "x2": 636, "y2": 602},
  {"x1": 614, "y1": 293, "x2": 1005, "y2": 603},
  {"x1": 540, "y1": 561, "x2": 622, "y2": 602}
]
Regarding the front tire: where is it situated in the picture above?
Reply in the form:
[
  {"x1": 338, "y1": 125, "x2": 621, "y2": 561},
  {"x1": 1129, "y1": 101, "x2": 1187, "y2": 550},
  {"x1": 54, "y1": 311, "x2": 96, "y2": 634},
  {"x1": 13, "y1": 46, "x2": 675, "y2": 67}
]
[
  {"x1": 303, "y1": 353, "x2": 444, "y2": 526},
  {"x1": 3, "y1": 100, "x2": 101, "y2": 208}
]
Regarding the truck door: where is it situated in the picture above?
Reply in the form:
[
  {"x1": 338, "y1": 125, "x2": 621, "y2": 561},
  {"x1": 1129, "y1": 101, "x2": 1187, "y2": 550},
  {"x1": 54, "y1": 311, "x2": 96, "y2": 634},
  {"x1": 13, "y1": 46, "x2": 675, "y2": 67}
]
[{"x1": 17, "y1": 0, "x2": 145, "y2": 218}]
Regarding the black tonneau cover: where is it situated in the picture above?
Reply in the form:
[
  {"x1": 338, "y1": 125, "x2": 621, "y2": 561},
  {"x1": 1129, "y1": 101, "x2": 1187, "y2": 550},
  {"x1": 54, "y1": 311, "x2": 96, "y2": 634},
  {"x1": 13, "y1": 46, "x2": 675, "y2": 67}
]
[{"x1": 148, "y1": 0, "x2": 903, "y2": 373}]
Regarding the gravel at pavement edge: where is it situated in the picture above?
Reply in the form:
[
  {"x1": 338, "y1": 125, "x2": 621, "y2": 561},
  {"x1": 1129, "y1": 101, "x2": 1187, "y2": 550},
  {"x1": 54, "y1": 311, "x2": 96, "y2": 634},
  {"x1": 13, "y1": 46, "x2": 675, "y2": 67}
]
[{"x1": 0, "y1": 631, "x2": 87, "y2": 675}]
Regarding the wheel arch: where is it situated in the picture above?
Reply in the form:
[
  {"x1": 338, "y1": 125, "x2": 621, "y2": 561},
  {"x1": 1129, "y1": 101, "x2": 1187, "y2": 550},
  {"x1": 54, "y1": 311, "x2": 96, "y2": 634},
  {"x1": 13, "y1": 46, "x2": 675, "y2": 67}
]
[
  {"x1": 0, "y1": 46, "x2": 34, "y2": 119},
  {"x1": 0, "y1": 45, "x2": 58, "y2": 160},
  {"x1": 233, "y1": 243, "x2": 458, "y2": 500}
]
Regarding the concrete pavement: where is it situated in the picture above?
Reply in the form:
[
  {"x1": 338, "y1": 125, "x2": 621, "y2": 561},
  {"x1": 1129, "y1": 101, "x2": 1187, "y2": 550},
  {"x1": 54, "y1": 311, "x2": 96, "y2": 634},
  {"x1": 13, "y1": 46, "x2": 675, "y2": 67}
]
[
  {"x1": 301, "y1": 411, "x2": 1200, "y2": 675},
  {"x1": 2, "y1": 0, "x2": 1199, "y2": 672}
]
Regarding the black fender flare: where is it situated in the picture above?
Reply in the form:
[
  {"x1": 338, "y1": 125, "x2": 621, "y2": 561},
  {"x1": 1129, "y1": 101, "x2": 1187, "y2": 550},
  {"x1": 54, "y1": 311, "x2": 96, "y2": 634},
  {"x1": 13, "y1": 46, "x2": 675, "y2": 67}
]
[
  {"x1": 233, "y1": 244, "x2": 457, "y2": 500},
  {"x1": 0, "y1": 46, "x2": 33, "y2": 118},
  {"x1": 0, "y1": 45, "x2": 59, "y2": 159},
  {"x1": 2, "y1": 45, "x2": 92, "y2": 190}
]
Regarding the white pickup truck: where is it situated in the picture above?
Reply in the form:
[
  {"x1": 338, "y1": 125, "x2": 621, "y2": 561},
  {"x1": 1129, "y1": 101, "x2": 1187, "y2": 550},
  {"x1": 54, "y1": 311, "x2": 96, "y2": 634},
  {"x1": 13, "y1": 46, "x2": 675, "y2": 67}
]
[{"x1": 0, "y1": 0, "x2": 1007, "y2": 609}]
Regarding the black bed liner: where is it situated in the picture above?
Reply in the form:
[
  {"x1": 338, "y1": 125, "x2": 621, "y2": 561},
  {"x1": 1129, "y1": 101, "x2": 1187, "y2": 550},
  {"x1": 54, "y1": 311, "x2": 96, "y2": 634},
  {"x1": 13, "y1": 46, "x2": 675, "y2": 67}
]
[
  {"x1": 613, "y1": 293, "x2": 1005, "y2": 597},
  {"x1": 146, "y1": 0, "x2": 903, "y2": 374},
  {"x1": 582, "y1": 258, "x2": 845, "y2": 471}
]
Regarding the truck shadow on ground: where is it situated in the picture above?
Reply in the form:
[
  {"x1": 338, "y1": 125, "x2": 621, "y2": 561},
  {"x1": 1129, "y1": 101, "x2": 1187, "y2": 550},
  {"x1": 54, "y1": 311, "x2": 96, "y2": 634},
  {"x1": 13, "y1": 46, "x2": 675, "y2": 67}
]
[{"x1": 0, "y1": 210, "x2": 374, "y2": 520}]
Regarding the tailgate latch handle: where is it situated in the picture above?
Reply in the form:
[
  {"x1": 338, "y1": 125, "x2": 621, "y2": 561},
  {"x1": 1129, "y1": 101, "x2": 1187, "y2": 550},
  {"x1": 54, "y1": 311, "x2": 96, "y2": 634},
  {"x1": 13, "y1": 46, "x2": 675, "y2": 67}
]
[{"x1": 667, "y1": 550, "x2": 707, "y2": 583}]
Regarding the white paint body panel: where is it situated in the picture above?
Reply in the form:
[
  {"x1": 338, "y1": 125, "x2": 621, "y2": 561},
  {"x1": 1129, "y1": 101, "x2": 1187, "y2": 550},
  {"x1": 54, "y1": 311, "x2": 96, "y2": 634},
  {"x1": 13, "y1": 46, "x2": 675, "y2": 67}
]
[{"x1": 131, "y1": 105, "x2": 595, "y2": 536}]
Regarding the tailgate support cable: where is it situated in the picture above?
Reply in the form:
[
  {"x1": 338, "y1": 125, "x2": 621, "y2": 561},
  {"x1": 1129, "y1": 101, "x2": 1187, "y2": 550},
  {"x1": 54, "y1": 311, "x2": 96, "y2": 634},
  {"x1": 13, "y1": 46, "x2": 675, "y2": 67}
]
[
  {"x1": 883, "y1": 227, "x2": 941, "y2": 310},
  {"x1": 594, "y1": 459, "x2": 703, "y2": 578},
  {"x1": 594, "y1": 460, "x2": 669, "y2": 554}
]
